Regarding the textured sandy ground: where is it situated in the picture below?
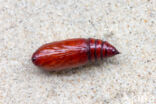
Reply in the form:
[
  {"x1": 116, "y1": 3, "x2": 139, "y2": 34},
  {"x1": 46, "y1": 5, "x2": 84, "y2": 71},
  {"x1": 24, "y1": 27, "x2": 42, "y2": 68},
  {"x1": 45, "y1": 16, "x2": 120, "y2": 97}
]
[{"x1": 0, "y1": 0, "x2": 156, "y2": 104}]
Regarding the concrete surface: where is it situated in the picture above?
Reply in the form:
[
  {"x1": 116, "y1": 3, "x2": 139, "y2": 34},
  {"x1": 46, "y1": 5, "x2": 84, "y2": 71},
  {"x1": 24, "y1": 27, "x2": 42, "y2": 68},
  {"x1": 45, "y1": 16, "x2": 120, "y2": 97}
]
[{"x1": 0, "y1": 0, "x2": 155, "y2": 104}]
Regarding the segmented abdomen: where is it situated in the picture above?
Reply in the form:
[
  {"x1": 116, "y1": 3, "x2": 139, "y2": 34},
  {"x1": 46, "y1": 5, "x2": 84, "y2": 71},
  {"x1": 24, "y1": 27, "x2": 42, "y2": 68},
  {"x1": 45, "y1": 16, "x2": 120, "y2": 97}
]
[{"x1": 88, "y1": 38, "x2": 119, "y2": 62}]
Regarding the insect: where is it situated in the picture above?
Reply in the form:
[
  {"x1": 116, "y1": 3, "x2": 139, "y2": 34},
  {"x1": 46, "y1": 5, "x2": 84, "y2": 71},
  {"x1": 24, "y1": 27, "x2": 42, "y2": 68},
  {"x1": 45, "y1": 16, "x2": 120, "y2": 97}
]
[{"x1": 32, "y1": 38, "x2": 119, "y2": 71}]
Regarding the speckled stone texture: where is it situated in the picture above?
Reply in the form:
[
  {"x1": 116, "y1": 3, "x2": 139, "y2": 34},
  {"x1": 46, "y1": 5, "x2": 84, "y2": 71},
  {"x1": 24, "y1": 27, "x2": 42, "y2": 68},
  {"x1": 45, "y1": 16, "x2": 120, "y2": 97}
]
[{"x1": 0, "y1": 0, "x2": 155, "y2": 104}]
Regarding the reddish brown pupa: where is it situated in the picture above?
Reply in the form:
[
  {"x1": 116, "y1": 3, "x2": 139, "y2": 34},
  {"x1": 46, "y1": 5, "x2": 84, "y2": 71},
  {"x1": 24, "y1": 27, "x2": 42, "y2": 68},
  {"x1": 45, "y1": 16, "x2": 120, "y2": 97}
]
[{"x1": 32, "y1": 38, "x2": 119, "y2": 71}]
